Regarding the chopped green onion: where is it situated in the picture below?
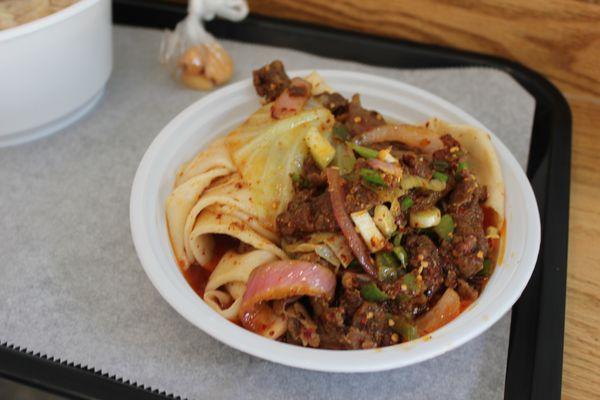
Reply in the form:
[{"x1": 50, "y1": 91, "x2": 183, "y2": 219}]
[
  {"x1": 432, "y1": 171, "x2": 448, "y2": 183},
  {"x1": 350, "y1": 143, "x2": 379, "y2": 159},
  {"x1": 332, "y1": 123, "x2": 349, "y2": 140},
  {"x1": 360, "y1": 168, "x2": 387, "y2": 186},
  {"x1": 393, "y1": 246, "x2": 408, "y2": 268},
  {"x1": 361, "y1": 282, "x2": 389, "y2": 302},
  {"x1": 392, "y1": 232, "x2": 404, "y2": 247},
  {"x1": 401, "y1": 197, "x2": 414, "y2": 211},
  {"x1": 433, "y1": 160, "x2": 449, "y2": 171},
  {"x1": 333, "y1": 143, "x2": 356, "y2": 175},
  {"x1": 479, "y1": 258, "x2": 493, "y2": 276},
  {"x1": 457, "y1": 161, "x2": 469, "y2": 173},
  {"x1": 376, "y1": 252, "x2": 399, "y2": 281},
  {"x1": 433, "y1": 214, "x2": 455, "y2": 241}
]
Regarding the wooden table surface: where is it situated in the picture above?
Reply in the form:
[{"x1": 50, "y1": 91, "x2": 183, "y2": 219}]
[{"x1": 245, "y1": 1, "x2": 599, "y2": 399}]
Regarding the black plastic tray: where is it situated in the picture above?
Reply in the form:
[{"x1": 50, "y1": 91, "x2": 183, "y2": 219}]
[{"x1": 0, "y1": 1, "x2": 571, "y2": 399}]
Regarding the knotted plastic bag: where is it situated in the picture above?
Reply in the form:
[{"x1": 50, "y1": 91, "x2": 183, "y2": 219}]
[{"x1": 160, "y1": 0, "x2": 248, "y2": 90}]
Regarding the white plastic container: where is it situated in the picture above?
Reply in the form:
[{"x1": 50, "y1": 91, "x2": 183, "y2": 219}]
[
  {"x1": 0, "y1": 0, "x2": 112, "y2": 147},
  {"x1": 130, "y1": 70, "x2": 541, "y2": 372}
]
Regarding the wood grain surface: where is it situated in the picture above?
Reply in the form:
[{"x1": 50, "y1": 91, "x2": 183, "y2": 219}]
[
  {"x1": 248, "y1": 0, "x2": 600, "y2": 101},
  {"x1": 168, "y1": 0, "x2": 600, "y2": 398},
  {"x1": 245, "y1": 2, "x2": 600, "y2": 399}
]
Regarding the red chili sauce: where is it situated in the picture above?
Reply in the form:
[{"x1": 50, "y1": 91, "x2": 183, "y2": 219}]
[{"x1": 181, "y1": 235, "x2": 238, "y2": 297}]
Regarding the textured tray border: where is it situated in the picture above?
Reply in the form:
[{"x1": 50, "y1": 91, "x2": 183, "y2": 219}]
[{"x1": 0, "y1": 1, "x2": 571, "y2": 399}]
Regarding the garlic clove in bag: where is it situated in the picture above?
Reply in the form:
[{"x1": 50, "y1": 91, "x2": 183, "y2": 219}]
[{"x1": 160, "y1": 0, "x2": 248, "y2": 91}]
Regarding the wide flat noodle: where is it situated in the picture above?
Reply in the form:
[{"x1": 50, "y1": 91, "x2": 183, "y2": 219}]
[
  {"x1": 182, "y1": 173, "x2": 278, "y2": 266},
  {"x1": 204, "y1": 250, "x2": 277, "y2": 320},
  {"x1": 426, "y1": 118, "x2": 505, "y2": 224},
  {"x1": 175, "y1": 137, "x2": 235, "y2": 187},
  {"x1": 166, "y1": 167, "x2": 231, "y2": 267},
  {"x1": 189, "y1": 204, "x2": 287, "y2": 265}
]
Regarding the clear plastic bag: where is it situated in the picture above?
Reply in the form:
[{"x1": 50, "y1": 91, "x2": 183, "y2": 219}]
[{"x1": 160, "y1": 0, "x2": 248, "y2": 90}]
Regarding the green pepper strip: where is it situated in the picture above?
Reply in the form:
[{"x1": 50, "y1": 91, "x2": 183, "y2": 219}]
[
  {"x1": 350, "y1": 143, "x2": 379, "y2": 159},
  {"x1": 376, "y1": 252, "x2": 399, "y2": 281},
  {"x1": 361, "y1": 282, "x2": 389, "y2": 302},
  {"x1": 432, "y1": 171, "x2": 449, "y2": 183},
  {"x1": 401, "y1": 197, "x2": 414, "y2": 210},
  {"x1": 433, "y1": 214, "x2": 455, "y2": 241},
  {"x1": 360, "y1": 168, "x2": 387, "y2": 186}
]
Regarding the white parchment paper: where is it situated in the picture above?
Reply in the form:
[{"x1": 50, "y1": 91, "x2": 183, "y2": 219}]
[{"x1": 0, "y1": 26, "x2": 535, "y2": 400}]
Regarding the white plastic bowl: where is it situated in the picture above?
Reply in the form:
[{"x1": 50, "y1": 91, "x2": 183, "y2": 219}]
[
  {"x1": 130, "y1": 70, "x2": 540, "y2": 372},
  {"x1": 0, "y1": 0, "x2": 112, "y2": 147}
]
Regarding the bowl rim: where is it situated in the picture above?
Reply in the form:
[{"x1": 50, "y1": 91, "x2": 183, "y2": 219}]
[
  {"x1": 0, "y1": 0, "x2": 101, "y2": 42},
  {"x1": 130, "y1": 69, "x2": 541, "y2": 372}
]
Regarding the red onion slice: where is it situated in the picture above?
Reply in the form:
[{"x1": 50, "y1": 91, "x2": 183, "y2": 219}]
[
  {"x1": 239, "y1": 260, "x2": 336, "y2": 334},
  {"x1": 358, "y1": 124, "x2": 444, "y2": 154},
  {"x1": 326, "y1": 168, "x2": 377, "y2": 277}
]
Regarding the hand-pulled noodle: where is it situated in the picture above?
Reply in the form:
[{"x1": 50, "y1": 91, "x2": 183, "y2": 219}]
[
  {"x1": 175, "y1": 137, "x2": 235, "y2": 187},
  {"x1": 188, "y1": 204, "x2": 286, "y2": 265},
  {"x1": 166, "y1": 167, "x2": 231, "y2": 267},
  {"x1": 204, "y1": 250, "x2": 277, "y2": 320}
]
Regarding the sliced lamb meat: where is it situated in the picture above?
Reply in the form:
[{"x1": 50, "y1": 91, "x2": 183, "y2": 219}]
[
  {"x1": 442, "y1": 173, "x2": 489, "y2": 278},
  {"x1": 284, "y1": 302, "x2": 321, "y2": 348},
  {"x1": 276, "y1": 188, "x2": 338, "y2": 238},
  {"x1": 302, "y1": 157, "x2": 327, "y2": 188},
  {"x1": 252, "y1": 60, "x2": 291, "y2": 102},
  {"x1": 404, "y1": 234, "x2": 444, "y2": 297},
  {"x1": 317, "y1": 92, "x2": 349, "y2": 117},
  {"x1": 344, "y1": 302, "x2": 388, "y2": 349},
  {"x1": 342, "y1": 94, "x2": 385, "y2": 136}
]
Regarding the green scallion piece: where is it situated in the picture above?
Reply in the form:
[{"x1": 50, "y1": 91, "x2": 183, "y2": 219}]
[
  {"x1": 360, "y1": 168, "x2": 387, "y2": 186},
  {"x1": 392, "y1": 232, "x2": 404, "y2": 247},
  {"x1": 350, "y1": 143, "x2": 379, "y2": 159},
  {"x1": 361, "y1": 282, "x2": 389, "y2": 302},
  {"x1": 393, "y1": 246, "x2": 408, "y2": 268},
  {"x1": 457, "y1": 161, "x2": 469, "y2": 173},
  {"x1": 432, "y1": 171, "x2": 448, "y2": 183},
  {"x1": 401, "y1": 197, "x2": 414, "y2": 211}
]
